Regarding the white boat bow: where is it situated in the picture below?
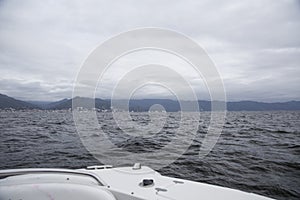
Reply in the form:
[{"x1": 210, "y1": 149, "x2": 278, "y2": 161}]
[{"x1": 0, "y1": 164, "x2": 274, "y2": 200}]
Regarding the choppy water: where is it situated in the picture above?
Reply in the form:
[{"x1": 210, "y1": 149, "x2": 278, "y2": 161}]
[{"x1": 0, "y1": 110, "x2": 299, "y2": 199}]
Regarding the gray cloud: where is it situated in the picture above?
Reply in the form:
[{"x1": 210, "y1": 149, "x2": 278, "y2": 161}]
[{"x1": 0, "y1": 0, "x2": 299, "y2": 101}]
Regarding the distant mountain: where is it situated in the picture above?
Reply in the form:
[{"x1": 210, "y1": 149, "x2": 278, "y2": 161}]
[
  {"x1": 45, "y1": 98, "x2": 179, "y2": 111},
  {"x1": 1, "y1": 93, "x2": 300, "y2": 111},
  {"x1": 27, "y1": 100, "x2": 55, "y2": 109},
  {"x1": 95, "y1": 99, "x2": 300, "y2": 112},
  {"x1": 0, "y1": 93, "x2": 38, "y2": 109},
  {"x1": 118, "y1": 99, "x2": 300, "y2": 111},
  {"x1": 48, "y1": 97, "x2": 110, "y2": 110},
  {"x1": 226, "y1": 100, "x2": 300, "y2": 111},
  {"x1": 129, "y1": 99, "x2": 180, "y2": 112},
  {"x1": 42, "y1": 98, "x2": 69, "y2": 109}
]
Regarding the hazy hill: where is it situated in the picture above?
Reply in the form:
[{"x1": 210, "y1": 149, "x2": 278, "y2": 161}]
[
  {"x1": 1, "y1": 93, "x2": 300, "y2": 111},
  {"x1": 226, "y1": 101, "x2": 300, "y2": 111},
  {"x1": 50, "y1": 97, "x2": 110, "y2": 110},
  {"x1": 42, "y1": 98, "x2": 69, "y2": 109},
  {"x1": 27, "y1": 100, "x2": 58, "y2": 109},
  {"x1": 129, "y1": 99, "x2": 180, "y2": 112},
  {"x1": 0, "y1": 93, "x2": 38, "y2": 109}
]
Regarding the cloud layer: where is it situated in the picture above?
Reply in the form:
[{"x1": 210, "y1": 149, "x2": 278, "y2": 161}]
[{"x1": 0, "y1": 0, "x2": 299, "y2": 101}]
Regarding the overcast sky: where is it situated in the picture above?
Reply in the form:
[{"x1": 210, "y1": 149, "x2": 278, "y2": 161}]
[{"x1": 0, "y1": 0, "x2": 299, "y2": 102}]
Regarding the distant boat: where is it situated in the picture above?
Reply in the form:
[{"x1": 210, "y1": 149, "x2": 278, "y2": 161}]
[{"x1": 0, "y1": 164, "x2": 273, "y2": 200}]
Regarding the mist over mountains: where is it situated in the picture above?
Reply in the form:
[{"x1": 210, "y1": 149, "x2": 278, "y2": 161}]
[{"x1": 1, "y1": 93, "x2": 300, "y2": 111}]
